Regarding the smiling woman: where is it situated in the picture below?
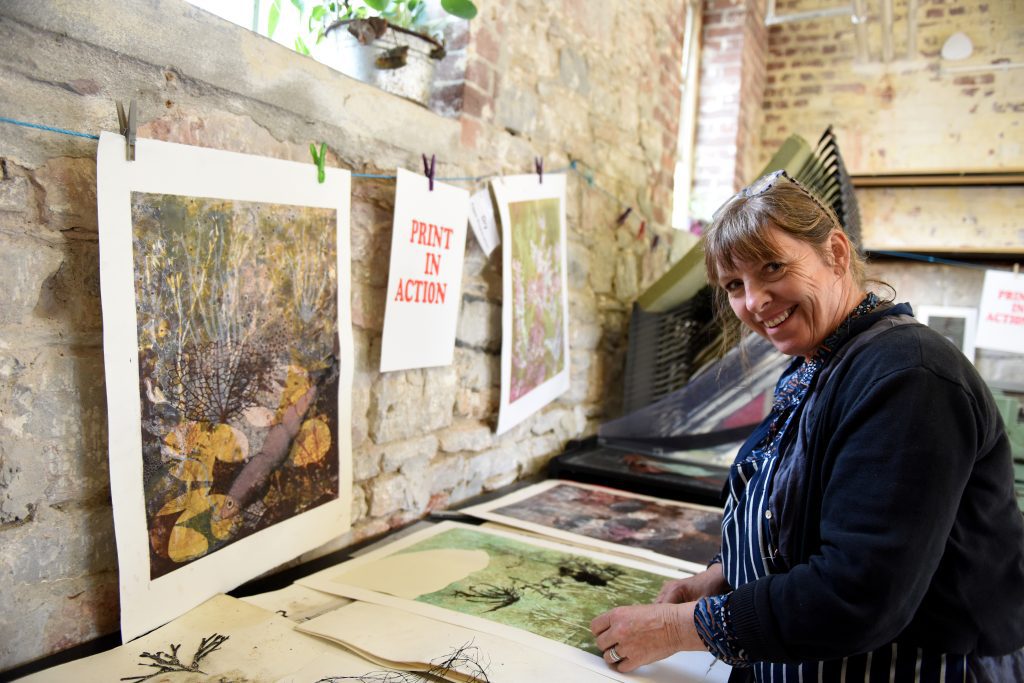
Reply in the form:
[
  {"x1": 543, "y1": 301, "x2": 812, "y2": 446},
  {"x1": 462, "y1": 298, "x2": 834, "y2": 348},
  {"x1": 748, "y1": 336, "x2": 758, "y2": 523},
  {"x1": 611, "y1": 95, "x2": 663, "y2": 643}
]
[{"x1": 590, "y1": 171, "x2": 1024, "y2": 682}]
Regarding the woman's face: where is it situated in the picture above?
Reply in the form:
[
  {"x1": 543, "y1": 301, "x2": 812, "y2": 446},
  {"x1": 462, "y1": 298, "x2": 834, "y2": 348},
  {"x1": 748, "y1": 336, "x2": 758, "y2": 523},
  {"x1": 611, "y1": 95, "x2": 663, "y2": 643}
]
[{"x1": 716, "y1": 225, "x2": 858, "y2": 359}]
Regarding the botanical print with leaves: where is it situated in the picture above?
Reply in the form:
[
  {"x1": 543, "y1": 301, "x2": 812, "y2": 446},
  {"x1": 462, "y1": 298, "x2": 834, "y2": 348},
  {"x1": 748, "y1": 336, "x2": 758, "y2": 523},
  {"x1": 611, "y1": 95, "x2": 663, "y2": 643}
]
[
  {"x1": 132, "y1": 193, "x2": 340, "y2": 578},
  {"x1": 342, "y1": 526, "x2": 666, "y2": 656},
  {"x1": 508, "y1": 198, "x2": 565, "y2": 402},
  {"x1": 487, "y1": 482, "x2": 723, "y2": 566}
]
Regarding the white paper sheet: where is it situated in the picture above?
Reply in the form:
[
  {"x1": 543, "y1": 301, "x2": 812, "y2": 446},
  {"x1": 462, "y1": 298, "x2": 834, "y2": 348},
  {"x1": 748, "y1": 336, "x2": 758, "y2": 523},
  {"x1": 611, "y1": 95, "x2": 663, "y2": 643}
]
[
  {"x1": 460, "y1": 479, "x2": 722, "y2": 573},
  {"x1": 16, "y1": 594, "x2": 352, "y2": 682},
  {"x1": 974, "y1": 269, "x2": 1024, "y2": 354},
  {"x1": 297, "y1": 521, "x2": 728, "y2": 682},
  {"x1": 239, "y1": 583, "x2": 352, "y2": 623},
  {"x1": 380, "y1": 167, "x2": 469, "y2": 371},
  {"x1": 299, "y1": 600, "x2": 617, "y2": 682},
  {"x1": 467, "y1": 187, "x2": 501, "y2": 256},
  {"x1": 96, "y1": 132, "x2": 354, "y2": 641},
  {"x1": 491, "y1": 174, "x2": 571, "y2": 434}
]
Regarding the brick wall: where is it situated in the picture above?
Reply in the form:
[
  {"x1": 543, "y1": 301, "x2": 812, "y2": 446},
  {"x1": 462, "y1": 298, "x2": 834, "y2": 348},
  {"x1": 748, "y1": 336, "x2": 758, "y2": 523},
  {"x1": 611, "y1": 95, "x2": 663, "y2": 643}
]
[
  {"x1": 691, "y1": 0, "x2": 769, "y2": 220},
  {"x1": 758, "y1": 0, "x2": 1023, "y2": 172},
  {"x1": 0, "y1": 0, "x2": 688, "y2": 671}
]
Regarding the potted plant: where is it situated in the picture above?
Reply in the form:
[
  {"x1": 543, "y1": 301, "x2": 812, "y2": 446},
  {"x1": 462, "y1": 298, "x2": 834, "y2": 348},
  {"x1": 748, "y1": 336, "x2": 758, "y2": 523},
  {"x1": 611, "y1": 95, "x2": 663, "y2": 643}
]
[{"x1": 267, "y1": 0, "x2": 477, "y2": 105}]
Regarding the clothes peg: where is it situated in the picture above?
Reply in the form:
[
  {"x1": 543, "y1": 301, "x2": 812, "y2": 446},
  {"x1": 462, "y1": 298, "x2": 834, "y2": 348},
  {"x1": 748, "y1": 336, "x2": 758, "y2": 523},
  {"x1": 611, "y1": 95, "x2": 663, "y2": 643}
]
[
  {"x1": 309, "y1": 142, "x2": 327, "y2": 184},
  {"x1": 636, "y1": 220, "x2": 646, "y2": 240},
  {"x1": 422, "y1": 153, "x2": 436, "y2": 191},
  {"x1": 534, "y1": 157, "x2": 543, "y2": 184},
  {"x1": 1014, "y1": 263, "x2": 1020, "y2": 277},
  {"x1": 116, "y1": 99, "x2": 137, "y2": 161},
  {"x1": 616, "y1": 207, "x2": 632, "y2": 225}
]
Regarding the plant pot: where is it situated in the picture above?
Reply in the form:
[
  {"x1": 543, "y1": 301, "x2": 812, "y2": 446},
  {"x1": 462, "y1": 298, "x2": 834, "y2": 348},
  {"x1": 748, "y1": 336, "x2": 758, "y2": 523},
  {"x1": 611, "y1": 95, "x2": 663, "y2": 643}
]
[{"x1": 315, "y1": 28, "x2": 438, "y2": 107}]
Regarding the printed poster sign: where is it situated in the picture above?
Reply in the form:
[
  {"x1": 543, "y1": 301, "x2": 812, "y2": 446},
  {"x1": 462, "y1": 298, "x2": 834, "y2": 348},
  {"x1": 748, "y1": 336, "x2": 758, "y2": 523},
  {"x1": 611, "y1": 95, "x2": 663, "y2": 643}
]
[
  {"x1": 380, "y1": 168, "x2": 469, "y2": 372},
  {"x1": 96, "y1": 132, "x2": 353, "y2": 641},
  {"x1": 975, "y1": 269, "x2": 1024, "y2": 354},
  {"x1": 491, "y1": 174, "x2": 570, "y2": 434}
]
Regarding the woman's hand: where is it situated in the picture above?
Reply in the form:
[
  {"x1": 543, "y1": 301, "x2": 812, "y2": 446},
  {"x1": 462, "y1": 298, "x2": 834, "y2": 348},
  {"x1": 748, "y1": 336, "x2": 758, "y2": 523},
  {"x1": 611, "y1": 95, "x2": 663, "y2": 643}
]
[
  {"x1": 590, "y1": 602, "x2": 703, "y2": 672},
  {"x1": 656, "y1": 563, "x2": 729, "y2": 604}
]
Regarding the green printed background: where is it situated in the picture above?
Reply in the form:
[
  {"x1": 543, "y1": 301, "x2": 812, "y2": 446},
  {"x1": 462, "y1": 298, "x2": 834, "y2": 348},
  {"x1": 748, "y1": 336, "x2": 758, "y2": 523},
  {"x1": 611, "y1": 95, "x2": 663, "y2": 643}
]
[{"x1": 399, "y1": 527, "x2": 666, "y2": 655}]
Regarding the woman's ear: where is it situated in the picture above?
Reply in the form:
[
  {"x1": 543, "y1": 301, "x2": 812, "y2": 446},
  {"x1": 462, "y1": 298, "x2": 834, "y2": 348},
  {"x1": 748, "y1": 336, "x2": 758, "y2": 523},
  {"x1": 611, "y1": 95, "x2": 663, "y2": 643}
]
[{"x1": 828, "y1": 230, "x2": 851, "y2": 275}]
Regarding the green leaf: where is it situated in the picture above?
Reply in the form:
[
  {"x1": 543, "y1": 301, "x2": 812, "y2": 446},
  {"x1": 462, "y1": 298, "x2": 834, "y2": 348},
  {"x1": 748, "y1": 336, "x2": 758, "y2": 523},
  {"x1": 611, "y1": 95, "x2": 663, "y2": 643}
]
[
  {"x1": 310, "y1": 5, "x2": 326, "y2": 21},
  {"x1": 295, "y1": 34, "x2": 311, "y2": 55},
  {"x1": 440, "y1": 0, "x2": 476, "y2": 19},
  {"x1": 363, "y1": 0, "x2": 389, "y2": 11},
  {"x1": 267, "y1": 0, "x2": 281, "y2": 37},
  {"x1": 290, "y1": 0, "x2": 305, "y2": 12}
]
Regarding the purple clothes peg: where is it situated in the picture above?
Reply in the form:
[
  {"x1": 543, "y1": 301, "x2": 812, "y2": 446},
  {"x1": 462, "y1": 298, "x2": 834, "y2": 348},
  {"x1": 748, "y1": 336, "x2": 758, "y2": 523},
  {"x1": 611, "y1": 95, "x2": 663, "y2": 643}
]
[{"x1": 422, "y1": 153, "x2": 436, "y2": 191}]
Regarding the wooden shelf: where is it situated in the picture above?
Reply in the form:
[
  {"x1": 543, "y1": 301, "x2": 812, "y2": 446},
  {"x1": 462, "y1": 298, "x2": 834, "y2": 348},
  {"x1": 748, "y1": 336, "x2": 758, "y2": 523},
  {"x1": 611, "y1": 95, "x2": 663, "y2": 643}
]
[{"x1": 852, "y1": 172, "x2": 1024, "y2": 188}]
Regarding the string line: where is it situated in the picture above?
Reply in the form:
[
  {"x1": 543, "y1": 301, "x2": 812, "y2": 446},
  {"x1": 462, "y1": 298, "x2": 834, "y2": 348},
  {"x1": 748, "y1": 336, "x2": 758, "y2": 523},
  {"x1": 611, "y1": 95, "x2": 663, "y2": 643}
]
[{"x1": 0, "y1": 115, "x2": 101, "y2": 140}]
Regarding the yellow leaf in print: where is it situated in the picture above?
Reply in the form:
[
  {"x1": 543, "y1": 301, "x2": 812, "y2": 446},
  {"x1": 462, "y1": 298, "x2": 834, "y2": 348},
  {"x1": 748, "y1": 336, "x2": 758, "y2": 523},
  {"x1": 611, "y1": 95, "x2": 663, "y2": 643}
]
[
  {"x1": 168, "y1": 525, "x2": 208, "y2": 563},
  {"x1": 290, "y1": 417, "x2": 331, "y2": 466},
  {"x1": 209, "y1": 423, "x2": 249, "y2": 463},
  {"x1": 164, "y1": 422, "x2": 215, "y2": 483},
  {"x1": 175, "y1": 485, "x2": 215, "y2": 524},
  {"x1": 156, "y1": 491, "x2": 189, "y2": 516},
  {"x1": 278, "y1": 365, "x2": 311, "y2": 414}
]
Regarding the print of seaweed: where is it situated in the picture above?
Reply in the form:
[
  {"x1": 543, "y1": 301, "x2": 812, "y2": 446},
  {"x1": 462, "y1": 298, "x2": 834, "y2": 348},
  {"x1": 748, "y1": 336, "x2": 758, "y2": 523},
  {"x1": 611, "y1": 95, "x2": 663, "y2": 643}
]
[
  {"x1": 557, "y1": 558, "x2": 624, "y2": 587},
  {"x1": 454, "y1": 576, "x2": 563, "y2": 612},
  {"x1": 316, "y1": 640, "x2": 490, "y2": 682},
  {"x1": 120, "y1": 633, "x2": 229, "y2": 682},
  {"x1": 171, "y1": 335, "x2": 280, "y2": 423}
]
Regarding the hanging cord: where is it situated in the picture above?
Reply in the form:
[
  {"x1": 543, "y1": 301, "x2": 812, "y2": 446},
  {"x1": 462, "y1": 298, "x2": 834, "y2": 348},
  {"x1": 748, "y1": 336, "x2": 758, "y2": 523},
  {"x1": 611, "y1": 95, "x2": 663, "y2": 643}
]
[
  {"x1": 0, "y1": 115, "x2": 100, "y2": 140},
  {"x1": 0, "y1": 115, "x2": 648, "y2": 235}
]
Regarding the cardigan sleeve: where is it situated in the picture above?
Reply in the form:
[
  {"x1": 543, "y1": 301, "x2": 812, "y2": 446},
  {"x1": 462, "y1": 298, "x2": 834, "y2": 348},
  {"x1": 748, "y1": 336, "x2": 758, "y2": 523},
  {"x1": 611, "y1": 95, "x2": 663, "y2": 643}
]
[{"x1": 726, "y1": 332, "x2": 991, "y2": 662}]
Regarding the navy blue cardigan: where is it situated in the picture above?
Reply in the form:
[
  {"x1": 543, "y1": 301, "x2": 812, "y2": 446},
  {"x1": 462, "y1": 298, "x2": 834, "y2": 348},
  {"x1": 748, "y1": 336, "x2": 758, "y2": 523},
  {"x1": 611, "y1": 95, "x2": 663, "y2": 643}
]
[{"x1": 727, "y1": 304, "x2": 1024, "y2": 661}]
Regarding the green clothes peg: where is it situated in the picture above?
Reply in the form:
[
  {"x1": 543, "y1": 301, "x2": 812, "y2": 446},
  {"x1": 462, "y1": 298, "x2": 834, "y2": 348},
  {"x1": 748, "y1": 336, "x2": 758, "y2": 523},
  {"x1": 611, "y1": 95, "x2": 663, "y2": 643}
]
[{"x1": 309, "y1": 142, "x2": 326, "y2": 184}]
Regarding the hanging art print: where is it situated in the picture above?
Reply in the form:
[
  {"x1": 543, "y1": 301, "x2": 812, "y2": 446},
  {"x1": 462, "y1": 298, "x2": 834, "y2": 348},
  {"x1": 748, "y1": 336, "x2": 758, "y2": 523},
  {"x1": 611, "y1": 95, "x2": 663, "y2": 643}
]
[
  {"x1": 96, "y1": 132, "x2": 353, "y2": 641},
  {"x1": 491, "y1": 174, "x2": 570, "y2": 434}
]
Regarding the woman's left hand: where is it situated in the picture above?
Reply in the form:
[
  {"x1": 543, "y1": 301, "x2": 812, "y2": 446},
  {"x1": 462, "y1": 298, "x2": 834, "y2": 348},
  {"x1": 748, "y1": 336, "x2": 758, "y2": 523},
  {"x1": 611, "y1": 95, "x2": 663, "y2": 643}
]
[{"x1": 589, "y1": 602, "x2": 702, "y2": 672}]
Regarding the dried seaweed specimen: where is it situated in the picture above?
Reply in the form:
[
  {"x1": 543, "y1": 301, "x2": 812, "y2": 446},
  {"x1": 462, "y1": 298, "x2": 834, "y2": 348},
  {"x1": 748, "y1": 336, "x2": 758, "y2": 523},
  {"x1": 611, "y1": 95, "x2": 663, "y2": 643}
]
[
  {"x1": 171, "y1": 335, "x2": 280, "y2": 424},
  {"x1": 316, "y1": 640, "x2": 490, "y2": 683},
  {"x1": 120, "y1": 633, "x2": 229, "y2": 682}
]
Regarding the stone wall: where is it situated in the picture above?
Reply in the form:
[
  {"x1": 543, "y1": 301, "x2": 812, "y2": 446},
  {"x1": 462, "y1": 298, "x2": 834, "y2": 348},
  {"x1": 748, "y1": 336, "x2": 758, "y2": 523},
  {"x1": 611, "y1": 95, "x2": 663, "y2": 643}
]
[{"x1": 0, "y1": 0, "x2": 687, "y2": 671}]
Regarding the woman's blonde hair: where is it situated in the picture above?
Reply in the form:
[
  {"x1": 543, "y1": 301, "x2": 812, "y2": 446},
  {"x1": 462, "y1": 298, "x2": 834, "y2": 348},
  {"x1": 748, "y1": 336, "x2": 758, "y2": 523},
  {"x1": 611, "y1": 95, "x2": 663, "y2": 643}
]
[{"x1": 702, "y1": 176, "x2": 875, "y2": 352}]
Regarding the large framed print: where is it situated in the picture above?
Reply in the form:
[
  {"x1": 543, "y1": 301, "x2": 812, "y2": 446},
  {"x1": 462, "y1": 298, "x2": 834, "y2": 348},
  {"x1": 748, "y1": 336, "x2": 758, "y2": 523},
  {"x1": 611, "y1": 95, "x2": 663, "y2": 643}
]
[
  {"x1": 459, "y1": 479, "x2": 723, "y2": 572},
  {"x1": 298, "y1": 521, "x2": 728, "y2": 682},
  {"x1": 491, "y1": 174, "x2": 570, "y2": 434},
  {"x1": 96, "y1": 132, "x2": 354, "y2": 640}
]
